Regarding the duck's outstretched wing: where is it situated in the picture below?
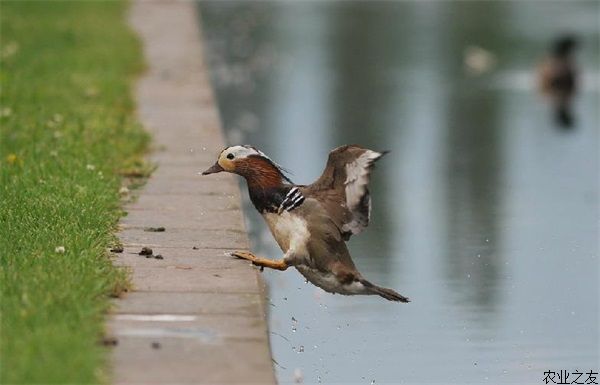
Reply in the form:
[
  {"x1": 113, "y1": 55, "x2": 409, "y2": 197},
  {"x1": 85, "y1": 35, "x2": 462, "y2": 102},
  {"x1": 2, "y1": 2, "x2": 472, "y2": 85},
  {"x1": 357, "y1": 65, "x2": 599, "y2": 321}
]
[{"x1": 303, "y1": 145, "x2": 387, "y2": 240}]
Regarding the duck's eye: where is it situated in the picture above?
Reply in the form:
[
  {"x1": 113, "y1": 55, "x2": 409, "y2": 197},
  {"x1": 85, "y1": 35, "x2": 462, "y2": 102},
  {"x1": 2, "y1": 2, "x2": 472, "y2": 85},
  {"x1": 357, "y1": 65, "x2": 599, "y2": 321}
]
[{"x1": 226, "y1": 153, "x2": 234, "y2": 160}]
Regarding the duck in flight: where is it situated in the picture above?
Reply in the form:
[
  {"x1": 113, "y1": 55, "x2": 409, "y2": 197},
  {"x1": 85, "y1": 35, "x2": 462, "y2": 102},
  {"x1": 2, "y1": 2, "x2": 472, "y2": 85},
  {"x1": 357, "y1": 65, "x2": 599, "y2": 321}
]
[
  {"x1": 538, "y1": 35, "x2": 579, "y2": 127},
  {"x1": 202, "y1": 144, "x2": 409, "y2": 302}
]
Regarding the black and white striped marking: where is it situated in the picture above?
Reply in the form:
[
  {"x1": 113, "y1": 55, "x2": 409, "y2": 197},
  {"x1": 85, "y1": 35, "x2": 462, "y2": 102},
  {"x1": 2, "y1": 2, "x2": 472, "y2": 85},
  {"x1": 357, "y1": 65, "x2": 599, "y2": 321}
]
[{"x1": 278, "y1": 187, "x2": 305, "y2": 213}]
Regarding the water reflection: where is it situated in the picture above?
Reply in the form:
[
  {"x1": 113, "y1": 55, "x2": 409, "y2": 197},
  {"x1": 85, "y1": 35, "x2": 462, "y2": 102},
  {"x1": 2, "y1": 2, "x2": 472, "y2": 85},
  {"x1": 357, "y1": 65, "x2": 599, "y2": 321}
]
[
  {"x1": 443, "y1": 88, "x2": 504, "y2": 322},
  {"x1": 199, "y1": 1, "x2": 599, "y2": 383}
]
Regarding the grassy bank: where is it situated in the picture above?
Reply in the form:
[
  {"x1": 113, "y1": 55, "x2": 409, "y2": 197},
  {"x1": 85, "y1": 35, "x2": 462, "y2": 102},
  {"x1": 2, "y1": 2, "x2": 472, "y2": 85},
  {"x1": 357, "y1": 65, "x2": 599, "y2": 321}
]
[{"x1": 0, "y1": 1, "x2": 148, "y2": 383}]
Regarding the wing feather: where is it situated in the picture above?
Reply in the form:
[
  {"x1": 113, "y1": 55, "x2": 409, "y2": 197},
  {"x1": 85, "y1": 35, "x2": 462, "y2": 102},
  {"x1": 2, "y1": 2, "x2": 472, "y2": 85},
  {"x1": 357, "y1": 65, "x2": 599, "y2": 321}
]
[{"x1": 304, "y1": 145, "x2": 386, "y2": 239}]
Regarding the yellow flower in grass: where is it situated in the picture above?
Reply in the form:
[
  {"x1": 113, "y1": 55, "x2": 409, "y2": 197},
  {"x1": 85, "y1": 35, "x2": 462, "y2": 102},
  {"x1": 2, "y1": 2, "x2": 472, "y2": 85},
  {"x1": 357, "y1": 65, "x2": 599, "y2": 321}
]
[{"x1": 6, "y1": 153, "x2": 18, "y2": 165}]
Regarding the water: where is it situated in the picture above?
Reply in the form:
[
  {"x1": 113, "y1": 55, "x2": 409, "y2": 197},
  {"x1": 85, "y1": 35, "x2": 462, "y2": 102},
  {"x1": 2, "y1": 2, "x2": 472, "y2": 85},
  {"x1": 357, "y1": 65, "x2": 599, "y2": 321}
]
[{"x1": 198, "y1": 2, "x2": 599, "y2": 384}]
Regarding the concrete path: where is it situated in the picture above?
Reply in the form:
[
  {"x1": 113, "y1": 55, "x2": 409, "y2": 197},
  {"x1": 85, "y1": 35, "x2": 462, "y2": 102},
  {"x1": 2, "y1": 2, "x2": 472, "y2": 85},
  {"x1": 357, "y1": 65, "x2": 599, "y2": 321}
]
[{"x1": 108, "y1": 1, "x2": 276, "y2": 384}]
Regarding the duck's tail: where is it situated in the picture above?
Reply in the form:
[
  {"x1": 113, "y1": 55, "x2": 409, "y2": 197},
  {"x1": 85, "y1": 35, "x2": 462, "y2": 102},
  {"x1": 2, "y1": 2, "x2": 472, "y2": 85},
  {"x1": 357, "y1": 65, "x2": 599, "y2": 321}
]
[{"x1": 360, "y1": 279, "x2": 410, "y2": 303}]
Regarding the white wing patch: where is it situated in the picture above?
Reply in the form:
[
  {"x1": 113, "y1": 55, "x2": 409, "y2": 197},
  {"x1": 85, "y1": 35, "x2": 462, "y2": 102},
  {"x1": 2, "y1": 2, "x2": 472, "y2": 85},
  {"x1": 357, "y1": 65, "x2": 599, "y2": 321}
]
[
  {"x1": 342, "y1": 150, "x2": 382, "y2": 235},
  {"x1": 278, "y1": 187, "x2": 305, "y2": 214}
]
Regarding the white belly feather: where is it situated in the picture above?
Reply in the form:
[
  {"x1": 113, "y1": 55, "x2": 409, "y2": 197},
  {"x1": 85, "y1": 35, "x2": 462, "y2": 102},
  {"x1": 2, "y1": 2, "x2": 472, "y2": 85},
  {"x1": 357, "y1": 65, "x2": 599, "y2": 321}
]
[
  {"x1": 262, "y1": 211, "x2": 367, "y2": 296},
  {"x1": 295, "y1": 265, "x2": 367, "y2": 295},
  {"x1": 262, "y1": 211, "x2": 310, "y2": 255}
]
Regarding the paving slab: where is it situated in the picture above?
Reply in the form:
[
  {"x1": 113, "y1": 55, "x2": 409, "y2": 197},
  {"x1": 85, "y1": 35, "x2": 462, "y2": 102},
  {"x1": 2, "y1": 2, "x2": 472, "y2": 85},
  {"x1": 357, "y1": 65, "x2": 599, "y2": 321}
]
[
  {"x1": 108, "y1": 1, "x2": 276, "y2": 384},
  {"x1": 109, "y1": 316, "x2": 268, "y2": 340},
  {"x1": 114, "y1": 292, "x2": 264, "y2": 317},
  {"x1": 126, "y1": 267, "x2": 262, "y2": 294},
  {"x1": 112, "y1": 246, "x2": 246, "y2": 269},
  {"x1": 113, "y1": 338, "x2": 274, "y2": 385},
  {"x1": 120, "y1": 228, "x2": 248, "y2": 249}
]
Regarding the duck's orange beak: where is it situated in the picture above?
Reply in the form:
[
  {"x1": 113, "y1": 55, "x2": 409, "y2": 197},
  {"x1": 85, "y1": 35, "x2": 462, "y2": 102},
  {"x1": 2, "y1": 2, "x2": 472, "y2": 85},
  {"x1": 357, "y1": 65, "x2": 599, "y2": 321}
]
[{"x1": 201, "y1": 162, "x2": 224, "y2": 175}]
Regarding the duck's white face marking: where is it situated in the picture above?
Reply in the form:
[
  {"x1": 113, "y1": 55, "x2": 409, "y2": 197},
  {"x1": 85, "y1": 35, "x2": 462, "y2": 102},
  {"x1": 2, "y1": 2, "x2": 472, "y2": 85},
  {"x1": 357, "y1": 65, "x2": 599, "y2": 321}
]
[{"x1": 216, "y1": 145, "x2": 263, "y2": 171}]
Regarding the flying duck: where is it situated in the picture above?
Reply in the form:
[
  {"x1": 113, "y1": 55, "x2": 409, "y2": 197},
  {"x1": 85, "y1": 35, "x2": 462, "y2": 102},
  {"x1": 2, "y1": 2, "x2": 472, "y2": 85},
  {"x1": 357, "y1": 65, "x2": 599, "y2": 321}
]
[
  {"x1": 202, "y1": 145, "x2": 409, "y2": 302},
  {"x1": 538, "y1": 35, "x2": 579, "y2": 127}
]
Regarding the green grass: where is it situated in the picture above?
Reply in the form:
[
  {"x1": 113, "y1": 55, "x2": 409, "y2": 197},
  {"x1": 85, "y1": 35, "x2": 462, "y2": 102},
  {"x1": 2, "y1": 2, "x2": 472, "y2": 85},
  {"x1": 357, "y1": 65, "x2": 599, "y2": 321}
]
[{"x1": 0, "y1": 1, "x2": 148, "y2": 383}]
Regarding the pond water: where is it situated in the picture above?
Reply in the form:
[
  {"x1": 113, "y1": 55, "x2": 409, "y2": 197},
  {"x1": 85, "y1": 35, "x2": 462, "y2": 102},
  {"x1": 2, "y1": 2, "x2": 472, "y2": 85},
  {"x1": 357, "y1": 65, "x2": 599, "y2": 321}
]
[{"x1": 198, "y1": 1, "x2": 599, "y2": 384}]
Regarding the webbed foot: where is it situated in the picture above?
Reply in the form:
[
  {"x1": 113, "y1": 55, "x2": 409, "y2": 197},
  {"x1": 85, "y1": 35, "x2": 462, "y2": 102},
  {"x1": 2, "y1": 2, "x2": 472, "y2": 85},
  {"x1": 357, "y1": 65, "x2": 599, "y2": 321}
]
[{"x1": 230, "y1": 251, "x2": 288, "y2": 271}]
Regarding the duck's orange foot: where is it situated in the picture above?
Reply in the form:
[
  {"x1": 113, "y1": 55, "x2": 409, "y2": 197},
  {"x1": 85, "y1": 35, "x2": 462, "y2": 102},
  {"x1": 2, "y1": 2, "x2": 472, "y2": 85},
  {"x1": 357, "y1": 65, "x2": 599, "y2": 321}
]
[{"x1": 230, "y1": 251, "x2": 288, "y2": 271}]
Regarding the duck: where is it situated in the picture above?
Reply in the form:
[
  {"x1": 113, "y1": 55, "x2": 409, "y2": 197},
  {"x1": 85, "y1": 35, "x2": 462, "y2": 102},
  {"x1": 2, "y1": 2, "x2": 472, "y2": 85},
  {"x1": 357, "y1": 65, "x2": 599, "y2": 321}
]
[
  {"x1": 202, "y1": 144, "x2": 409, "y2": 302},
  {"x1": 538, "y1": 35, "x2": 579, "y2": 127}
]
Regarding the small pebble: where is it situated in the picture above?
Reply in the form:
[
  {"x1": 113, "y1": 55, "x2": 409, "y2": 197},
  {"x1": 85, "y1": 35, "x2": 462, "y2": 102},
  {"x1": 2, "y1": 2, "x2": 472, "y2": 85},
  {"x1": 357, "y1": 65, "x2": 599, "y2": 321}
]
[
  {"x1": 151, "y1": 342, "x2": 161, "y2": 349},
  {"x1": 101, "y1": 337, "x2": 118, "y2": 346},
  {"x1": 110, "y1": 245, "x2": 124, "y2": 253},
  {"x1": 192, "y1": 246, "x2": 199, "y2": 250},
  {"x1": 144, "y1": 226, "x2": 165, "y2": 232},
  {"x1": 154, "y1": 254, "x2": 163, "y2": 260},
  {"x1": 139, "y1": 247, "x2": 153, "y2": 256}
]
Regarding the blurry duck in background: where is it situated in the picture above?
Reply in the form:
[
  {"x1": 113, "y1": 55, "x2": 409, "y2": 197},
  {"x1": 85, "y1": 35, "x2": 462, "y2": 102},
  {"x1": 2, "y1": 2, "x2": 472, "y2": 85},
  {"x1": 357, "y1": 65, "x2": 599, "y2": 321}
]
[
  {"x1": 538, "y1": 35, "x2": 579, "y2": 128},
  {"x1": 464, "y1": 45, "x2": 497, "y2": 76},
  {"x1": 202, "y1": 145, "x2": 410, "y2": 302}
]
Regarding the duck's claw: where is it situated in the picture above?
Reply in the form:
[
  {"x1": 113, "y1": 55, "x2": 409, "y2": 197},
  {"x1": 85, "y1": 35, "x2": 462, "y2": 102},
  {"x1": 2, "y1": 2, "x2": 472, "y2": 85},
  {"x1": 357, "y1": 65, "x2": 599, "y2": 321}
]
[
  {"x1": 230, "y1": 250, "x2": 256, "y2": 262},
  {"x1": 231, "y1": 251, "x2": 263, "y2": 270}
]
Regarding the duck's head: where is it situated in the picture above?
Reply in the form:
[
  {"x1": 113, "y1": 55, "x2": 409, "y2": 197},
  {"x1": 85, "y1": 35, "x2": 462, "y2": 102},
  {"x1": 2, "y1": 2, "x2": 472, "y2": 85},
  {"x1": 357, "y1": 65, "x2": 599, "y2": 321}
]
[
  {"x1": 552, "y1": 35, "x2": 578, "y2": 57},
  {"x1": 202, "y1": 145, "x2": 292, "y2": 188}
]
